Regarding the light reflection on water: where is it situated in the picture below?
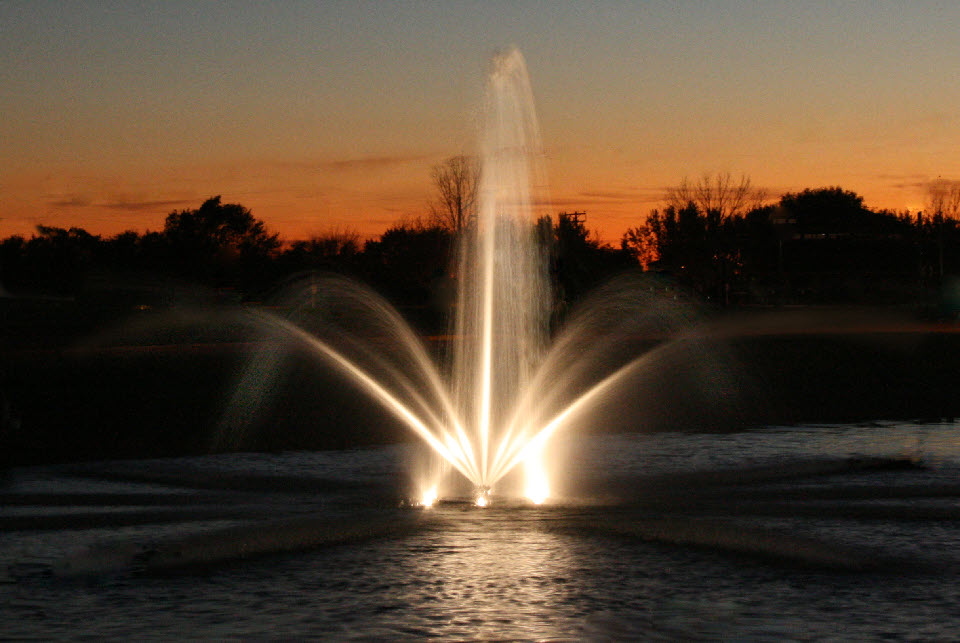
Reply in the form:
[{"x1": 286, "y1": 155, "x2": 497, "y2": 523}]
[
  {"x1": 395, "y1": 510, "x2": 586, "y2": 638},
  {"x1": 5, "y1": 422, "x2": 960, "y2": 639}
]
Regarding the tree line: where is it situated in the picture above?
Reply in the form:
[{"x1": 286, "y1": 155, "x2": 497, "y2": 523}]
[
  {"x1": 0, "y1": 194, "x2": 629, "y2": 329},
  {"x1": 3, "y1": 164, "x2": 960, "y2": 320},
  {"x1": 623, "y1": 178, "x2": 960, "y2": 310}
]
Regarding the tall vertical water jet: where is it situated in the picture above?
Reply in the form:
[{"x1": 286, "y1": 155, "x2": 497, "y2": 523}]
[
  {"x1": 218, "y1": 48, "x2": 711, "y2": 506},
  {"x1": 450, "y1": 48, "x2": 550, "y2": 493}
]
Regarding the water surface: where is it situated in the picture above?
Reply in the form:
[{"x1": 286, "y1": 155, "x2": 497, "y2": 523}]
[{"x1": 4, "y1": 423, "x2": 960, "y2": 639}]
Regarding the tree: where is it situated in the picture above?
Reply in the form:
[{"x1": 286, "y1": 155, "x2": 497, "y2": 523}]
[
  {"x1": 164, "y1": 196, "x2": 278, "y2": 254},
  {"x1": 279, "y1": 228, "x2": 361, "y2": 274},
  {"x1": 775, "y1": 187, "x2": 918, "y2": 302},
  {"x1": 926, "y1": 179, "x2": 960, "y2": 220},
  {"x1": 163, "y1": 196, "x2": 280, "y2": 289},
  {"x1": 360, "y1": 220, "x2": 454, "y2": 326},
  {"x1": 924, "y1": 179, "x2": 960, "y2": 280},
  {"x1": 623, "y1": 200, "x2": 777, "y2": 304},
  {"x1": 778, "y1": 186, "x2": 869, "y2": 233},
  {"x1": 0, "y1": 235, "x2": 26, "y2": 293},
  {"x1": 621, "y1": 216, "x2": 662, "y2": 269},
  {"x1": 666, "y1": 172, "x2": 766, "y2": 219},
  {"x1": 548, "y1": 212, "x2": 632, "y2": 311},
  {"x1": 626, "y1": 204, "x2": 710, "y2": 275},
  {"x1": 429, "y1": 155, "x2": 479, "y2": 233},
  {"x1": 23, "y1": 226, "x2": 101, "y2": 294}
]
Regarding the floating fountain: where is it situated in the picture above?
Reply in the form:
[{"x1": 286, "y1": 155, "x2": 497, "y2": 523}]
[
  {"x1": 217, "y1": 48, "x2": 706, "y2": 506},
  {"x1": 442, "y1": 48, "x2": 551, "y2": 503}
]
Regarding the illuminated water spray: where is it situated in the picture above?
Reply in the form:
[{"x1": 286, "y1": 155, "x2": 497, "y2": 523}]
[
  {"x1": 221, "y1": 48, "x2": 678, "y2": 506},
  {"x1": 446, "y1": 48, "x2": 551, "y2": 502}
]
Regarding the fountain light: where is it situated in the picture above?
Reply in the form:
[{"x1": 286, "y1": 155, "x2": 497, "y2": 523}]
[
  {"x1": 523, "y1": 451, "x2": 549, "y2": 505},
  {"x1": 524, "y1": 472, "x2": 549, "y2": 505},
  {"x1": 232, "y1": 49, "x2": 572, "y2": 503},
  {"x1": 420, "y1": 487, "x2": 438, "y2": 508},
  {"x1": 475, "y1": 485, "x2": 491, "y2": 507}
]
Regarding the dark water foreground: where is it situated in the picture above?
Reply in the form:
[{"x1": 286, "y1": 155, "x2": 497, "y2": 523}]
[
  {"x1": 4, "y1": 425, "x2": 960, "y2": 639},
  {"x1": 6, "y1": 312, "x2": 960, "y2": 468}
]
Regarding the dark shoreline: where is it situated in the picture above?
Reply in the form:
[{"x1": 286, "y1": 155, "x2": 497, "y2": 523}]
[{"x1": 3, "y1": 305, "x2": 960, "y2": 469}]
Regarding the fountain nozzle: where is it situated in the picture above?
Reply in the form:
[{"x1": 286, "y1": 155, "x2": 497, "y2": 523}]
[{"x1": 474, "y1": 486, "x2": 491, "y2": 507}]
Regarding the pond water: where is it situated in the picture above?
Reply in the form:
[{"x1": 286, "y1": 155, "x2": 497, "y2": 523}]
[{"x1": 4, "y1": 422, "x2": 960, "y2": 640}]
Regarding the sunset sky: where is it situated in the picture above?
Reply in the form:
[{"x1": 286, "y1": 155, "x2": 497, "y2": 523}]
[{"x1": 2, "y1": 1, "x2": 959, "y2": 244}]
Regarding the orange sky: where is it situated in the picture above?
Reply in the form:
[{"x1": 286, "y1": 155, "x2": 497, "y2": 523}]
[{"x1": 3, "y1": 3, "x2": 959, "y2": 245}]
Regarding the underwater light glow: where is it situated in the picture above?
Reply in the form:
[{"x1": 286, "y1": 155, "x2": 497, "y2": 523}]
[
  {"x1": 524, "y1": 454, "x2": 550, "y2": 505},
  {"x1": 421, "y1": 487, "x2": 438, "y2": 507},
  {"x1": 226, "y1": 48, "x2": 681, "y2": 506}
]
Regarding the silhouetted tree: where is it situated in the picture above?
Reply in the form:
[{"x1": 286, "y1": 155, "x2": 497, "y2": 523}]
[
  {"x1": 923, "y1": 179, "x2": 960, "y2": 281},
  {"x1": 360, "y1": 221, "x2": 454, "y2": 329},
  {"x1": 779, "y1": 187, "x2": 870, "y2": 233},
  {"x1": 626, "y1": 203, "x2": 726, "y2": 297},
  {"x1": 162, "y1": 196, "x2": 280, "y2": 291},
  {"x1": 666, "y1": 172, "x2": 767, "y2": 219},
  {"x1": 7, "y1": 226, "x2": 101, "y2": 294},
  {"x1": 772, "y1": 188, "x2": 917, "y2": 303},
  {"x1": 278, "y1": 228, "x2": 362, "y2": 276},
  {"x1": 429, "y1": 155, "x2": 479, "y2": 233},
  {"x1": 926, "y1": 179, "x2": 960, "y2": 221},
  {"x1": 624, "y1": 200, "x2": 781, "y2": 304},
  {"x1": 621, "y1": 216, "x2": 661, "y2": 269},
  {"x1": 548, "y1": 212, "x2": 633, "y2": 312},
  {"x1": 99, "y1": 230, "x2": 146, "y2": 271},
  {"x1": 625, "y1": 173, "x2": 771, "y2": 303},
  {"x1": 0, "y1": 235, "x2": 27, "y2": 294}
]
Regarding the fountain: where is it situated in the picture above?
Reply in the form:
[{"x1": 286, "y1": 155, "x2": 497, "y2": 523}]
[
  {"x1": 216, "y1": 48, "x2": 704, "y2": 506},
  {"x1": 16, "y1": 45, "x2": 960, "y2": 642}
]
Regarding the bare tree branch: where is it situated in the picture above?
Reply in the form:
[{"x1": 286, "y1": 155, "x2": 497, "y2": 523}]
[
  {"x1": 926, "y1": 178, "x2": 960, "y2": 219},
  {"x1": 429, "y1": 155, "x2": 479, "y2": 233},
  {"x1": 666, "y1": 172, "x2": 764, "y2": 219}
]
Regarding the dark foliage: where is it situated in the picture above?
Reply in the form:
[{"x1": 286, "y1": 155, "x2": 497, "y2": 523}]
[
  {"x1": 7, "y1": 191, "x2": 960, "y2": 466},
  {"x1": 1, "y1": 226, "x2": 101, "y2": 295},
  {"x1": 162, "y1": 196, "x2": 281, "y2": 293},
  {"x1": 623, "y1": 186, "x2": 952, "y2": 308},
  {"x1": 2, "y1": 188, "x2": 959, "y2": 318},
  {"x1": 548, "y1": 212, "x2": 634, "y2": 311}
]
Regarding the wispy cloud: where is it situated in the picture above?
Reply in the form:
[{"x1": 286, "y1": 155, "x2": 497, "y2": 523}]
[
  {"x1": 751, "y1": 185, "x2": 791, "y2": 202},
  {"x1": 318, "y1": 155, "x2": 428, "y2": 173},
  {"x1": 535, "y1": 187, "x2": 667, "y2": 209},
  {"x1": 876, "y1": 172, "x2": 930, "y2": 182},
  {"x1": 49, "y1": 196, "x2": 93, "y2": 208},
  {"x1": 889, "y1": 181, "x2": 928, "y2": 191},
  {"x1": 579, "y1": 190, "x2": 644, "y2": 201},
  {"x1": 47, "y1": 194, "x2": 197, "y2": 213},
  {"x1": 874, "y1": 172, "x2": 938, "y2": 191},
  {"x1": 101, "y1": 199, "x2": 195, "y2": 212}
]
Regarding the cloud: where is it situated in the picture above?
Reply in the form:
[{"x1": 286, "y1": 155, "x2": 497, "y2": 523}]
[
  {"x1": 49, "y1": 196, "x2": 93, "y2": 208},
  {"x1": 47, "y1": 194, "x2": 197, "y2": 213},
  {"x1": 750, "y1": 186, "x2": 791, "y2": 201},
  {"x1": 101, "y1": 199, "x2": 196, "y2": 212},
  {"x1": 534, "y1": 187, "x2": 666, "y2": 209},
  {"x1": 454, "y1": 180, "x2": 786, "y2": 216},
  {"x1": 872, "y1": 172, "x2": 931, "y2": 191},
  {"x1": 876, "y1": 172, "x2": 929, "y2": 182},
  {"x1": 578, "y1": 190, "x2": 645, "y2": 201},
  {"x1": 889, "y1": 180, "x2": 928, "y2": 191},
  {"x1": 318, "y1": 155, "x2": 428, "y2": 173}
]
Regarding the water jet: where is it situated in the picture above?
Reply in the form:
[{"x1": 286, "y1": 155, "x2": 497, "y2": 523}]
[{"x1": 221, "y1": 48, "x2": 704, "y2": 505}]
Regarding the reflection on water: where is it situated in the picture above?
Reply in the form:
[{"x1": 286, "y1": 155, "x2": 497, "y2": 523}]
[
  {"x1": 359, "y1": 508, "x2": 587, "y2": 640},
  {"x1": 4, "y1": 422, "x2": 960, "y2": 639}
]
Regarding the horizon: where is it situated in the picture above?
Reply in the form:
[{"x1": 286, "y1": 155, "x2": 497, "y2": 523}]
[{"x1": 3, "y1": 2, "x2": 959, "y2": 244}]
